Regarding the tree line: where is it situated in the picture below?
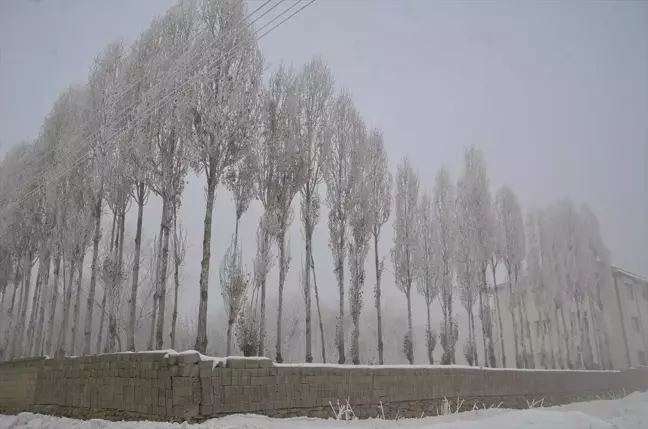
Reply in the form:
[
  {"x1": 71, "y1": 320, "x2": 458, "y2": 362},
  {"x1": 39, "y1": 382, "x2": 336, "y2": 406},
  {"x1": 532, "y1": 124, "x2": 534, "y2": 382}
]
[{"x1": 0, "y1": 0, "x2": 614, "y2": 369}]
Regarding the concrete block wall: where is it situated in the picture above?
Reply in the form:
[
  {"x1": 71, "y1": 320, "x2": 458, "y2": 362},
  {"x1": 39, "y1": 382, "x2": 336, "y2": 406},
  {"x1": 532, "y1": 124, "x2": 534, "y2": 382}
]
[
  {"x1": 0, "y1": 357, "x2": 44, "y2": 414},
  {"x1": 1, "y1": 352, "x2": 647, "y2": 422}
]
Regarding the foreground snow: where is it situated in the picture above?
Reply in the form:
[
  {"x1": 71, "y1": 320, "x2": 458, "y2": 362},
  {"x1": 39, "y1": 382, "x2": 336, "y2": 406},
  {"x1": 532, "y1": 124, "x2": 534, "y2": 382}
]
[{"x1": 1, "y1": 391, "x2": 646, "y2": 429}]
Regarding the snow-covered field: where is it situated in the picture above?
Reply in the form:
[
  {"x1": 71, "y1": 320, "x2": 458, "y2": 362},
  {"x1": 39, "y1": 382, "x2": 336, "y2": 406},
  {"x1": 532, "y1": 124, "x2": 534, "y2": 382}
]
[{"x1": 1, "y1": 392, "x2": 646, "y2": 429}]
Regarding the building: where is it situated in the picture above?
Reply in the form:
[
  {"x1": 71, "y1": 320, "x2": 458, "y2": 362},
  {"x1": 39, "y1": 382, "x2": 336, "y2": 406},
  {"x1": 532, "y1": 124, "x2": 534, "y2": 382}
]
[{"x1": 489, "y1": 266, "x2": 648, "y2": 370}]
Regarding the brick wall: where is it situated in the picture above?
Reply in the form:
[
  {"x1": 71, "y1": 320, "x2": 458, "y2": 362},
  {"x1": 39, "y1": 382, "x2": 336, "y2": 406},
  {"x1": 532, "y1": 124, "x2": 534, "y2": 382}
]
[{"x1": 1, "y1": 352, "x2": 647, "y2": 422}]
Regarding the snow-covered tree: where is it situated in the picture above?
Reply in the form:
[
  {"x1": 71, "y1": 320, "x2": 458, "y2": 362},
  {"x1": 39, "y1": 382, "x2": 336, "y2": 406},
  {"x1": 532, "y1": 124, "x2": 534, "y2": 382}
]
[
  {"x1": 324, "y1": 91, "x2": 356, "y2": 364},
  {"x1": 188, "y1": 0, "x2": 263, "y2": 354},
  {"x1": 367, "y1": 129, "x2": 392, "y2": 364},
  {"x1": 220, "y1": 238, "x2": 249, "y2": 356},
  {"x1": 295, "y1": 57, "x2": 333, "y2": 363},
  {"x1": 347, "y1": 114, "x2": 371, "y2": 365},
  {"x1": 496, "y1": 186, "x2": 527, "y2": 368},
  {"x1": 459, "y1": 147, "x2": 496, "y2": 366},
  {"x1": 416, "y1": 190, "x2": 439, "y2": 364},
  {"x1": 456, "y1": 175, "x2": 478, "y2": 366},
  {"x1": 260, "y1": 64, "x2": 305, "y2": 363},
  {"x1": 83, "y1": 41, "x2": 124, "y2": 356},
  {"x1": 434, "y1": 167, "x2": 457, "y2": 364},
  {"x1": 391, "y1": 157, "x2": 420, "y2": 364}
]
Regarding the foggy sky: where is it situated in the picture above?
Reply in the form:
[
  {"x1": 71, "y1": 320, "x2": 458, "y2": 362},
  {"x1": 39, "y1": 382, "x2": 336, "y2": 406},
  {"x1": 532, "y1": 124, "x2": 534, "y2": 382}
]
[{"x1": 1, "y1": 0, "x2": 647, "y2": 339}]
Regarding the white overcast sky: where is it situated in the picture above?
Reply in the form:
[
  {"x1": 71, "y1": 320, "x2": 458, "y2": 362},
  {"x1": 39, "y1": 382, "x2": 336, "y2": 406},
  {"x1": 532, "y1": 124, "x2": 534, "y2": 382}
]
[{"x1": 0, "y1": 0, "x2": 646, "y2": 323}]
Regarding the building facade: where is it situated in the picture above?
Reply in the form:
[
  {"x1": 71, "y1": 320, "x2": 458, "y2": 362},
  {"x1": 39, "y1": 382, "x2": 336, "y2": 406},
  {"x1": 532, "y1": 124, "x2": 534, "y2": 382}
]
[{"x1": 489, "y1": 266, "x2": 648, "y2": 370}]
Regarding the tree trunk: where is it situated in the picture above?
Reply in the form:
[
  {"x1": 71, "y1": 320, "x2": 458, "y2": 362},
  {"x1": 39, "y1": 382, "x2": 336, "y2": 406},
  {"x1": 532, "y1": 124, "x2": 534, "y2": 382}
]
[
  {"x1": 257, "y1": 221, "x2": 269, "y2": 357},
  {"x1": 128, "y1": 182, "x2": 146, "y2": 352},
  {"x1": 148, "y1": 293, "x2": 158, "y2": 351},
  {"x1": 156, "y1": 197, "x2": 172, "y2": 350},
  {"x1": 46, "y1": 256, "x2": 61, "y2": 356},
  {"x1": 57, "y1": 260, "x2": 75, "y2": 356},
  {"x1": 70, "y1": 258, "x2": 85, "y2": 356},
  {"x1": 195, "y1": 171, "x2": 217, "y2": 354},
  {"x1": 559, "y1": 305, "x2": 573, "y2": 368},
  {"x1": 491, "y1": 264, "x2": 505, "y2": 367},
  {"x1": 507, "y1": 270, "x2": 521, "y2": 368},
  {"x1": 470, "y1": 304, "x2": 478, "y2": 366},
  {"x1": 336, "y1": 234, "x2": 346, "y2": 365},
  {"x1": 520, "y1": 293, "x2": 535, "y2": 368},
  {"x1": 27, "y1": 249, "x2": 50, "y2": 356},
  {"x1": 477, "y1": 289, "x2": 487, "y2": 366},
  {"x1": 13, "y1": 251, "x2": 33, "y2": 359},
  {"x1": 226, "y1": 319, "x2": 233, "y2": 356},
  {"x1": 448, "y1": 290, "x2": 455, "y2": 364},
  {"x1": 374, "y1": 233, "x2": 384, "y2": 365},
  {"x1": 406, "y1": 289, "x2": 414, "y2": 364},
  {"x1": 83, "y1": 188, "x2": 103, "y2": 355},
  {"x1": 108, "y1": 206, "x2": 127, "y2": 354},
  {"x1": 304, "y1": 219, "x2": 313, "y2": 364},
  {"x1": 426, "y1": 301, "x2": 433, "y2": 364},
  {"x1": 96, "y1": 287, "x2": 107, "y2": 355},
  {"x1": 310, "y1": 250, "x2": 326, "y2": 363},
  {"x1": 1, "y1": 260, "x2": 21, "y2": 360},
  {"x1": 170, "y1": 201, "x2": 180, "y2": 351},
  {"x1": 574, "y1": 297, "x2": 586, "y2": 368},
  {"x1": 275, "y1": 228, "x2": 287, "y2": 363}
]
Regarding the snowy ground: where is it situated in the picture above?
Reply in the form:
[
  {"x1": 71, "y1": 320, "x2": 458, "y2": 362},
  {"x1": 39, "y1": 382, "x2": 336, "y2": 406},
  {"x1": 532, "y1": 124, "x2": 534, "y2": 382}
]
[{"x1": 1, "y1": 391, "x2": 646, "y2": 429}]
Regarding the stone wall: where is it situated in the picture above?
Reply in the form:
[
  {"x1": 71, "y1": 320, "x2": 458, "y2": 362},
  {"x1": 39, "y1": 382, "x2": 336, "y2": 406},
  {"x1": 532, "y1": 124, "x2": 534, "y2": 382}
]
[{"x1": 1, "y1": 352, "x2": 647, "y2": 422}]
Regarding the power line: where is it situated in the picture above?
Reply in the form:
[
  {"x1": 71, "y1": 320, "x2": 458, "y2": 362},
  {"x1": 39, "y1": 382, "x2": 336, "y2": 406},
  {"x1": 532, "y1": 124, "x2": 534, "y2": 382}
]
[
  {"x1": 0, "y1": 0, "x2": 315, "y2": 221},
  {"x1": 0, "y1": 0, "x2": 283, "y2": 205}
]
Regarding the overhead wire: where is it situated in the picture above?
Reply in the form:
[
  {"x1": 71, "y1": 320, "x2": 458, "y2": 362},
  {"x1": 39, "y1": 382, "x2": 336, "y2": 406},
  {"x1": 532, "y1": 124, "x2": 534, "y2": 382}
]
[{"x1": 0, "y1": 0, "x2": 316, "y2": 222}]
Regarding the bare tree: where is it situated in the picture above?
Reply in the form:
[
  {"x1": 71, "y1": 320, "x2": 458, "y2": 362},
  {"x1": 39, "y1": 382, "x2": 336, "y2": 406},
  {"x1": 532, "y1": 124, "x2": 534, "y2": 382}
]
[
  {"x1": 189, "y1": 0, "x2": 263, "y2": 354},
  {"x1": 417, "y1": 190, "x2": 440, "y2": 364},
  {"x1": 391, "y1": 157, "x2": 420, "y2": 365},
  {"x1": 295, "y1": 57, "x2": 333, "y2": 363},
  {"x1": 324, "y1": 91, "x2": 357, "y2": 365},
  {"x1": 366, "y1": 129, "x2": 392, "y2": 365},
  {"x1": 434, "y1": 167, "x2": 458, "y2": 364}
]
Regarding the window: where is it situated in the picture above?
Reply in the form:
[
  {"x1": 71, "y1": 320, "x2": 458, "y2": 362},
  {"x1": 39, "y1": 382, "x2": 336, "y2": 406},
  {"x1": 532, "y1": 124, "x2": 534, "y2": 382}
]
[
  {"x1": 627, "y1": 284, "x2": 635, "y2": 300},
  {"x1": 639, "y1": 351, "x2": 647, "y2": 366},
  {"x1": 632, "y1": 316, "x2": 641, "y2": 333}
]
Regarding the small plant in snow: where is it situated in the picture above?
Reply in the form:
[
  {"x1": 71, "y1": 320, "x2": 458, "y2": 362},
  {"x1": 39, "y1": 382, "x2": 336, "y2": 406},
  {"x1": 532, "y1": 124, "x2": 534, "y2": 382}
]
[
  {"x1": 329, "y1": 398, "x2": 357, "y2": 420},
  {"x1": 526, "y1": 397, "x2": 545, "y2": 409}
]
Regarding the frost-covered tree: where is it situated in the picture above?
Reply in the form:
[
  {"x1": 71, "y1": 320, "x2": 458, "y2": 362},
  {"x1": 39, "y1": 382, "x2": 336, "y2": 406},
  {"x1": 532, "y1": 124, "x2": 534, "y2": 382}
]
[
  {"x1": 434, "y1": 167, "x2": 457, "y2": 364},
  {"x1": 260, "y1": 64, "x2": 304, "y2": 363},
  {"x1": 391, "y1": 157, "x2": 419, "y2": 365},
  {"x1": 325, "y1": 91, "x2": 357, "y2": 365},
  {"x1": 416, "y1": 190, "x2": 439, "y2": 364},
  {"x1": 526, "y1": 209, "x2": 552, "y2": 368},
  {"x1": 347, "y1": 114, "x2": 371, "y2": 365},
  {"x1": 170, "y1": 208, "x2": 187, "y2": 350},
  {"x1": 220, "y1": 238, "x2": 249, "y2": 356},
  {"x1": 459, "y1": 147, "x2": 496, "y2": 366},
  {"x1": 488, "y1": 206, "x2": 507, "y2": 367},
  {"x1": 122, "y1": 20, "x2": 157, "y2": 352},
  {"x1": 579, "y1": 204, "x2": 613, "y2": 369},
  {"x1": 367, "y1": 129, "x2": 392, "y2": 364},
  {"x1": 496, "y1": 186, "x2": 527, "y2": 368},
  {"x1": 456, "y1": 176, "x2": 478, "y2": 366},
  {"x1": 295, "y1": 57, "x2": 333, "y2": 363},
  {"x1": 83, "y1": 41, "x2": 123, "y2": 356},
  {"x1": 189, "y1": 0, "x2": 263, "y2": 354}
]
